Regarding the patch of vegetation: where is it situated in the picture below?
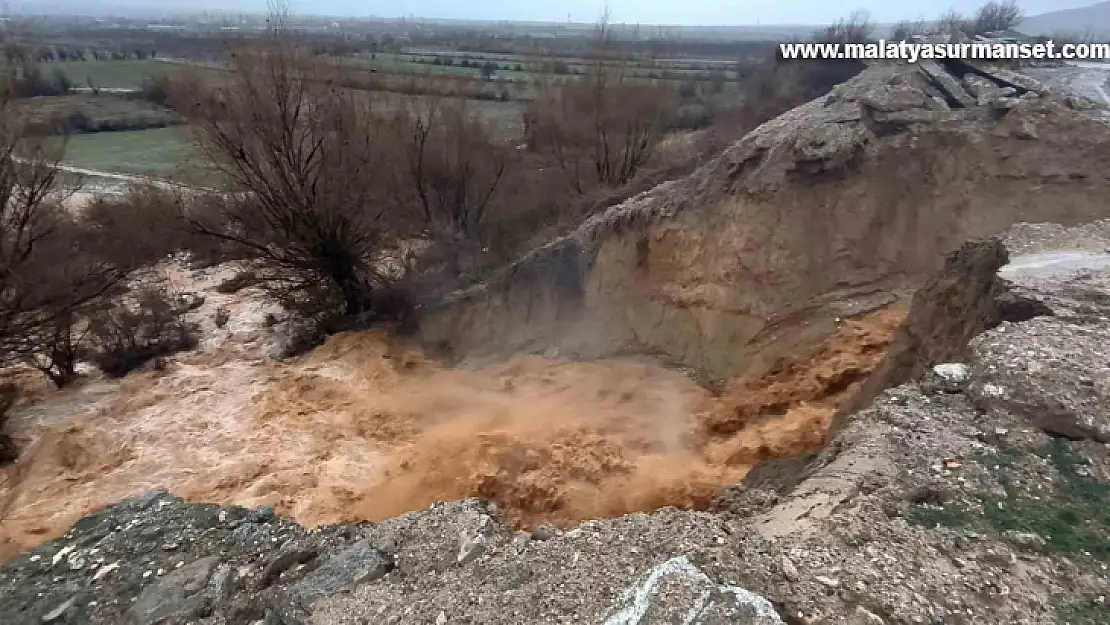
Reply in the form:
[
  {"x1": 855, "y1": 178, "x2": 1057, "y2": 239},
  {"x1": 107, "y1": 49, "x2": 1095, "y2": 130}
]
[
  {"x1": 62, "y1": 127, "x2": 197, "y2": 178},
  {"x1": 48, "y1": 60, "x2": 226, "y2": 90},
  {"x1": 904, "y1": 502, "x2": 976, "y2": 529},
  {"x1": 85, "y1": 287, "x2": 200, "y2": 378},
  {"x1": 975, "y1": 441, "x2": 1022, "y2": 470},
  {"x1": 17, "y1": 94, "x2": 180, "y2": 135},
  {"x1": 906, "y1": 439, "x2": 1110, "y2": 562},
  {"x1": 1057, "y1": 601, "x2": 1110, "y2": 625}
]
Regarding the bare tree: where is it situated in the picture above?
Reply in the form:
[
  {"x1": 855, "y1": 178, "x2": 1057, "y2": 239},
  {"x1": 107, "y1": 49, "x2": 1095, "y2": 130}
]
[
  {"x1": 391, "y1": 99, "x2": 508, "y2": 276},
  {"x1": 815, "y1": 10, "x2": 874, "y2": 44},
  {"x1": 174, "y1": 14, "x2": 403, "y2": 324},
  {"x1": 891, "y1": 19, "x2": 929, "y2": 41},
  {"x1": 935, "y1": 10, "x2": 972, "y2": 37},
  {"x1": 972, "y1": 0, "x2": 1022, "y2": 35},
  {"x1": 526, "y1": 14, "x2": 677, "y2": 195},
  {"x1": 0, "y1": 81, "x2": 131, "y2": 386}
]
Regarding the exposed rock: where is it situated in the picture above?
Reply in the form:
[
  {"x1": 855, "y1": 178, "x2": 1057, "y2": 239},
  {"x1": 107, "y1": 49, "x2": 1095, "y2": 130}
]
[
  {"x1": 780, "y1": 556, "x2": 800, "y2": 582},
  {"x1": 456, "y1": 509, "x2": 495, "y2": 565},
  {"x1": 859, "y1": 83, "x2": 929, "y2": 112},
  {"x1": 128, "y1": 556, "x2": 221, "y2": 625},
  {"x1": 602, "y1": 556, "x2": 784, "y2": 625},
  {"x1": 41, "y1": 597, "x2": 78, "y2": 623},
  {"x1": 964, "y1": 62, "x2": 1051, "y2": 96},
  {"x1": 932, "y1": 363, "x2": 970, "y2": 387},
  {"x1": 919, "y1": 60, "x2": 976, "y2": 107},
  {"x1": 849, "y1": 606, "x2": 885, "y2": 625},
  {"x1": 967, "y1": 316, "x2": 1110, "y2": 441},
  {"x1": 0, "y1": 491, "x2": 382, "y2": 624},
  {"x1": 289, "y1": 540, "x2": 393, "y2": 602},
  {"x1": 962, "y1": 73, "x2": 997, "y2": 99},
  {"x1": 833, "y1": 238, "x2": 1050, "y2": 433}
]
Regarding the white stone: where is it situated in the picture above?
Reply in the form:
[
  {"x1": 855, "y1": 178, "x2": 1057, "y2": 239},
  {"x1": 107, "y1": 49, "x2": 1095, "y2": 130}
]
[{"x1": 933, "y1": 363, "x2": 970, "y2": 384}]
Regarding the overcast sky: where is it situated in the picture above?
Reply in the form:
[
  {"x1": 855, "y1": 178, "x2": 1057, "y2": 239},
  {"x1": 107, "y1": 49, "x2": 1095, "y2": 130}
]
[
  {"x1": 34, "y1": 0, "x2": 1107, "y2": 25},
  {"x1": 270, "y1": 0, "x2": 1101, "y2": 24}
]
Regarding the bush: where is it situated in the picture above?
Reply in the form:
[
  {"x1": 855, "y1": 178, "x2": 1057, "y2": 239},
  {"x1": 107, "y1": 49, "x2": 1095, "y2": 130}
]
[
  {"x1": 526, "y1": 66, "x2": 678, "y2": 195},
  {"x1": 814, "y1": 10, "x2": 873, "y2": 44},
  {"x1": 215, "y1": 270, "x2": 262, "y2": 294},
  {"x1": 0, "y1": 383, "x2": 16, "y2": 464},
  {"x1": 138, "y1": 72, "x2": 174, "y2": 107},
  {"x1": 213, "y1": 306, "x2": 231, "y2": 329},
  {"x1": 891, "y1": 19, "x2": 929, "y2": 41},
  {"x1": 386, "y1": 99, "x2": 510, "y2": 277},
  {"x1": 81, "y1": 185, "x2": 200, "y2": 268},
  {"x1": 85, "y1": 287, "x2": 199, "y2": 378},
  {"x1": 971, "y1": 0, "x2": 1022, "y2": 35},
  {"x1": 176, "y1": 33, "x2": 416, "y2": 330},
  {"x1": 936, "y1": 10, "x2": 972, "y2": 37}
]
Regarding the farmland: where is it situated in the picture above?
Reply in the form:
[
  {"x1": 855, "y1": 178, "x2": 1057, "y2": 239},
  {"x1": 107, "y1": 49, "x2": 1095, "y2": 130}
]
[
  {"x1": 23, "y1": 19, "x2": 778, "y2": 184},
  {"x1": 62, "y1": 127, "x2": 199, "y2": 179},
  {"x1": 50, "y1": 59, "x2": 229, "y2": 90}
]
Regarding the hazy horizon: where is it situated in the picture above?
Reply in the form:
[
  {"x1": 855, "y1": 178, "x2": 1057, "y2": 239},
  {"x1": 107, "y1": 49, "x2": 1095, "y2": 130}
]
[{"x1": 16, "y1": 0, "x2": 1108, "y2": 26}]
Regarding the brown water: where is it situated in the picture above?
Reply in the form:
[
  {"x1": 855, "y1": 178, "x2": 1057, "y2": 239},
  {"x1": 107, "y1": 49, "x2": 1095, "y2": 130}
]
[{"x1": 0, "y1": 285, "x2": 903, "y2": 559}]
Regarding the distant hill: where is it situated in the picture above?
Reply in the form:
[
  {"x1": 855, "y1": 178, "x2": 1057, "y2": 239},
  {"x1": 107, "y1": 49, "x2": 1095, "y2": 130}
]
[{"x1": 1019, "y1": 1, "x2": 1110, "y2": 38}]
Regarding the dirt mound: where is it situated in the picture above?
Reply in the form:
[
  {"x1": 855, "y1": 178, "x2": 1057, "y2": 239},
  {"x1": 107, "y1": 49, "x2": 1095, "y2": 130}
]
[{"x1": 421, "y1": 61, "x2": 1110, "y2": 386}]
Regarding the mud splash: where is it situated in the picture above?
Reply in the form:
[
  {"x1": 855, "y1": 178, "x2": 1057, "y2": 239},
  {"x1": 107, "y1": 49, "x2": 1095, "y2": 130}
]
[{"x1": 0, "y1": 305, "x2": 903, "y2": 559}]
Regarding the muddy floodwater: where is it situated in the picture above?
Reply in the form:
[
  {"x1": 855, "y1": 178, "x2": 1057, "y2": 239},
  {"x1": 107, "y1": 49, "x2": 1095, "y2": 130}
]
[{"x1": 0, "y1": 264, "x2": 904, "y2": 559}]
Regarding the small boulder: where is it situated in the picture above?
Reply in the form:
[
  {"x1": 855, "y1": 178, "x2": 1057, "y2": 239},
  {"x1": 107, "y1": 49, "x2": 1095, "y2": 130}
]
[
  {"x1": 128, "y1": 556, "x2": 221, "y2": 625},
  {"x1": 603, "y1": 556, "x2": 784, "y2": 624}
]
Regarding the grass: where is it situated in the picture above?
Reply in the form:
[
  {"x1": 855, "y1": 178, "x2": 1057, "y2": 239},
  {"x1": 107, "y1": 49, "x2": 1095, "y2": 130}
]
[
  {"x1": 63, "y1": 127, "x2": 197, "y2": 179},
  {"x1": 1057, "y1": 602, "x2": 1110, "y2": 625},
  {"x1": 49, "y1": 60, "x2": 228, "y2": 90},
  {"x1": 905, "y1": 439, "x2": 1110, "y2": 562},
  {"x1": 356, "y1": 53, "x2": 741, "y2": 90}
]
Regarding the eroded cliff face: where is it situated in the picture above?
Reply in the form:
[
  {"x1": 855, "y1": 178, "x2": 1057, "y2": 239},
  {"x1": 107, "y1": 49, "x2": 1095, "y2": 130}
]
[{"x1": 421, "y1": 62, "x2": 1110, "y2": 383}]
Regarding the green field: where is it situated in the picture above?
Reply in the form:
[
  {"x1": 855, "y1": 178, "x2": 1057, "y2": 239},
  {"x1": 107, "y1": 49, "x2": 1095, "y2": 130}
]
[
  {"x1": 63, "y1": 127, "x2": 197, "y2": 179},
  {"x1": 365, "y1": 52, "x2": 740, "y2": 84},
  {"x1": 50, "y1": 60, "x2": 228, "y2": 90}
]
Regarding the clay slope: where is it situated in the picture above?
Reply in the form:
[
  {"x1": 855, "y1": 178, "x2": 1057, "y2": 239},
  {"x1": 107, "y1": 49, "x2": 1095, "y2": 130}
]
[{"x1": 421, "y1": 61, "x2": 1110, "y2": 383}]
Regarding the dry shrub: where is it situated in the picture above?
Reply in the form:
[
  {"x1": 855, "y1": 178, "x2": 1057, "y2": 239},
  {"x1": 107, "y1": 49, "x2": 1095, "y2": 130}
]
[
  {"x1": 0, "y1": 108, "x2": 135, "y2": 387},
  {"x1": 174, "y1": 26, "x2": 408, "y2": 330},
  {"x1": 85, "y1": 287, "x2": 199, "y2": 378},
  {"x1": 213, "y1": 306, "x2": 231, "y2": 329},
  {"x1": 936, "y1": 10, "x2": 972, "y2": 37},
  {"x1": 971, "y1": 0, "x2": 1022, "y2": 35},
  {"x1": 81, "y1": 185, "x2": 205, "y2": 267},
  {"x1": 525, "y1": 17, "x2": 678, "y2": 198},
  {"x1": 891, "y1": 19, "x2": 930, "y2": 41},
  {"x1": 215, "y1": 270, "x2": 261, "y2": 294},
  {"x1": 386, "y1": 98, "x2": 510, "y2": 277},
  {"x1": 526, "y1": 72, "x2": 678, "y2": 195},
  {"x1": 0, "y1": 383, "x2": 15, "y2": 464},
  {"x1": 815, "y1": 11, "x2": 874, "y2": 44}
]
